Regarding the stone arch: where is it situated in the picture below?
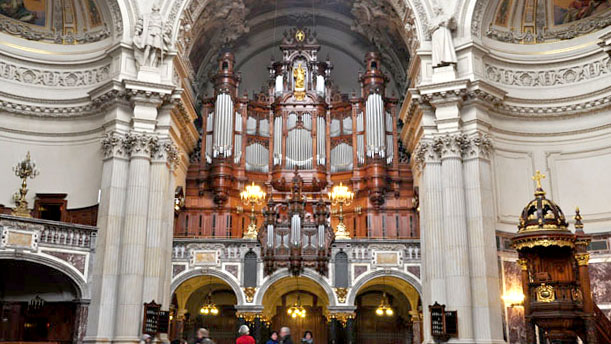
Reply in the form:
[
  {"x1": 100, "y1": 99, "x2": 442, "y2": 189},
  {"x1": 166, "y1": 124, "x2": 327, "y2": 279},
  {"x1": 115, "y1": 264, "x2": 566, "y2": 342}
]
[
  {"x1": 254, "y1": 268, "x2": 337, "y2": 307},
  {"x1": 171, "y1": 267, "x2": 245, "y2": 305},
  {"x1": 347, "y1": 269, "x2": 422, "y2": 306},
  {"x1": 0, "y1": 251, "x2": 89, "y2": 300},
  {"x1": 165, "y1": 0, "x2": 434, "y2": 59}
]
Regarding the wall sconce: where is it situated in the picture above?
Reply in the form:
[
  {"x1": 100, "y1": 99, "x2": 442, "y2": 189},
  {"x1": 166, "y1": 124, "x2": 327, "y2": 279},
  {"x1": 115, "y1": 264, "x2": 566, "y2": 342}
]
[{"x1": 502, "y1": 290, "x2": 525, "y2": 308}]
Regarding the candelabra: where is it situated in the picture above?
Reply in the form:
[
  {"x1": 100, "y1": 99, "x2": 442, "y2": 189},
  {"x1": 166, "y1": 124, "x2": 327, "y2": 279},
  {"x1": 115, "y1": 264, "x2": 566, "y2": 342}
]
[
  {"x1": 12, "y1": 152, "x2": 39, "y2": 218},
  {"x1": 328, "y1": 182, "x2": 354, "y2": 240},
  {"x1": 240, "y1": 182, "x2": 266, "y2": 239}
]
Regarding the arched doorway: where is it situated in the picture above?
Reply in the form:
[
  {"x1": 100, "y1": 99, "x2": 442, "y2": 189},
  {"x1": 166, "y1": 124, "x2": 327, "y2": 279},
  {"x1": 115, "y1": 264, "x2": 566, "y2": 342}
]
[
  {"x1": 172, "y1": 275, "x2": 239, "y2": 344},
  {"x1": 261, "y1": 276, "x2": 331, "y2": 343},
  {"x1": 0, "y1": 259, "x2": 86, "y2": 344},
  {"x1": 353, "y1": 276, "x2": 421, "y2": 344}
]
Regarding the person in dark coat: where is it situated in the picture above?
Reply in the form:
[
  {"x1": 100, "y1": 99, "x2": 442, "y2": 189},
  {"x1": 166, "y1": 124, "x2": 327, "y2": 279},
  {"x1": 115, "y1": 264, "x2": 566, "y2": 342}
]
[
  {"x1": 195, "y1": 328, "x2": 215, "y2": 344},
  {"x1": 266, "y1": 331, "x2": 279, "y2": 344},
  {"x1": 279, "y1": 327, "x2": 294, "y2": 344}
]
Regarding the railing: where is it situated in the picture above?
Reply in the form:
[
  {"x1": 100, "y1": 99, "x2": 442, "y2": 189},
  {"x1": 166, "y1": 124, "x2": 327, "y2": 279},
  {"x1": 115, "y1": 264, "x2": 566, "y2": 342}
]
[
  {"x1": 172, "y1": 237, "x2": 251, "y2": 260},
  {"x1": 0, "y1": 214, "x2": 97, "y2": 250},
  {"x1": 338, "y1": 238, "x2": 421, "y2": 260}
]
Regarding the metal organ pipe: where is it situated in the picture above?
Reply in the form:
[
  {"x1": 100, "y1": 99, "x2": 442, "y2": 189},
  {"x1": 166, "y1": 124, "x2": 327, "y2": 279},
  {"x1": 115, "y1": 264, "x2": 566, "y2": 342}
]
[
  {"x1": 212, "y1": 93, "x2": 234, "y2": 158},
  {"x1": 365, "y1": 93, "x2": 385, "y2": 158},
  {"x1": 234, "y1": 112, "x2": 242, "y2": 164},
  {"x1": 317, "y1": 116, "x2": 326, "y2": 165},
  {"x1": 273, "y1": 116, "x2": 282, "y2": 165}
]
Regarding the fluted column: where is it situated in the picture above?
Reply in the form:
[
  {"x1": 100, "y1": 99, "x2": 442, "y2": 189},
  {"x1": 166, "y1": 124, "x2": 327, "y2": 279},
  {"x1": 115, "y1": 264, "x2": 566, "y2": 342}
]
[
  {"x1": 86, "y1": 132, "x2": 131, "y2": 343},
  {"x1": 414, "y1": 139, "x2": 445, "y2": 343},
  {"x1": 114, "y1": 132, "x2": 156, "y2": 343},
  {"x1": 142, "y1": 141, "x2": 178, "y2": 306},
  {"x1": 462, "y1": 133, "x2": 504, "y2": 343},
  {"x1": 440, "y1": 134, "x2": 474, "y2": 342}
]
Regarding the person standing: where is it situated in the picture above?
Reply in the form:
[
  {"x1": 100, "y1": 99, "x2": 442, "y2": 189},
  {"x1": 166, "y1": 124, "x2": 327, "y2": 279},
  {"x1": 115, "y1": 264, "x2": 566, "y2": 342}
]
[
  {"x1": 301, "y1": 331, "x2": 313, "y2": 344},
  {"x1": 266, "y1": 331, "x2": 279, "y2": 344},
  {"x1": 236, "y1": 325, "x2": 255, "y2": 344},
  {"x1": 279, "y1": 327, "x2": 294, "y2": 344},
  {"x1": 195, "y1": 328, "x2": 215, "y2": 344}
]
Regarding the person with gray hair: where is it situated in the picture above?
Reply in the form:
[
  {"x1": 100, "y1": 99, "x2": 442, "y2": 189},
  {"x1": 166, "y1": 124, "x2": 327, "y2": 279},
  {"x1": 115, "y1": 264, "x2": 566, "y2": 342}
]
[
  {"x1": 279, "y1": 327, "x2": 294, "y2": 344},
  {"x1": 195, "y1": 328, "x2": 215, "y2": 344},
  {"x1": 236, "y1": 324, "x2": 255, "y2": 344}
]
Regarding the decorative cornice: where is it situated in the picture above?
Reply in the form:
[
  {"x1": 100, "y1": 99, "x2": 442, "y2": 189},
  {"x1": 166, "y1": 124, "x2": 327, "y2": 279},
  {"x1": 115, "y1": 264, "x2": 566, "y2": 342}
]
[
  {"x1": 0, "y1": 61, "x2": 111, "y2": 88},
  {"x1": 484, "y1": 57, "x2": 610, "y2": 88},
  {"x1": 486, "y1": 14, "x2": 611, "y2": 44},
  {"x1": 599, "y1": 30, "x2": 611, "y2": 57},
  {"x1": 0, "y1": 17, "x2": 110, "y2": 44}
]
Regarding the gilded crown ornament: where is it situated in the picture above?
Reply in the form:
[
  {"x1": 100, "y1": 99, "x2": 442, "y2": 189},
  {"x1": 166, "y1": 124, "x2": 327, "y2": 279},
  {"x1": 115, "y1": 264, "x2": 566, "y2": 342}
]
[{"x1": 12, "y1": 152, "x2": 39, "y2": 218}]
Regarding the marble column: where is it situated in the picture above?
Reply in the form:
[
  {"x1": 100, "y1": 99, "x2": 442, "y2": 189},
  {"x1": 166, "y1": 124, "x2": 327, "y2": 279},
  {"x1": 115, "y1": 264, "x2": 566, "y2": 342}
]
[
  {"x1": 415, "y1": 139, "x2": 445, "y2": 343},
  {"x1": 86, "y1": 131, "x2": 131, "y2": 343},
  {"x1": 345, "y1": 318, "x2": 355, "y2": 344},
  {"x1": 462, "y1": 134, "x2": 504, "y2": 343},
  {"x1": 142, "y1": 140, "x2": 175, "y2": 305},
  {"x1": 440, "y1": 134, "x2": 474, "y2": 342},
  {"x1": 328, "y1": 318, "x2": 338, "y2": 344},
  {"x1": 73, "y1": 300, "x2": 90, "y2": 344},
  {"x1": 114, "y1": 132, "x2": 155, "y2": 343}
]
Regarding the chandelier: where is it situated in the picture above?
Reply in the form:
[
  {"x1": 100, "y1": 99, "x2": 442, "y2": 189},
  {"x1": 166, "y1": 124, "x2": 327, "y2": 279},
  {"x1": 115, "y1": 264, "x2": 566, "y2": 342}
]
[
  {"x1": 240, "y1": 182, "x2": 266, "y2": 239},
  {"x1": 287, "y1": 295, "x2": 306, "y2": 319},
  {"x1": 199, "y1": 292, "x2": 219, "y2": 316},
  {"x1": 328, "y1": 182, "x2": 354, "y2": 240},
  {"x1": 375, "y1": 292, "x2": 394, "y2": 317}
]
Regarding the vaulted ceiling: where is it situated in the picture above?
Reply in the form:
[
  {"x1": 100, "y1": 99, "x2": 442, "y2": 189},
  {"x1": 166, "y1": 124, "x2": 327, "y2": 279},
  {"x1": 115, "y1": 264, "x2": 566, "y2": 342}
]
[{"x1": 184, "y1": 0, "x2": 411, "y2": 100}]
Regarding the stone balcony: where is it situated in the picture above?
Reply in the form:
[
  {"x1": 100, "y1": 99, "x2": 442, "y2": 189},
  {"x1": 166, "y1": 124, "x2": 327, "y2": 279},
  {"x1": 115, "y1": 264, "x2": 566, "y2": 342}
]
[{"x1": 0, "y1": 214, "x2": 97, "y2": 295}]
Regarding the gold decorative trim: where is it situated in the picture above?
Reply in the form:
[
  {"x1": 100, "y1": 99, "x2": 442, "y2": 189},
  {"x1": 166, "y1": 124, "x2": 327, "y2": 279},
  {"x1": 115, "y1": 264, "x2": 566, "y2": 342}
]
[
  {"x1": 513, "y1": 238, "x2": 574, "y2": 250},
  {"x1": 243, "y1": 287, "x2": 256, "y2": 303},
  {"x1": 517, "y1": 258, "x2": 528, "y2": 271},
  {"x1": 575, "y1": 253, "x2": 590, "y2": 266},
  {"x1": 334, "y1": 288, "x2": 348, "y2": 303},
  {"x1": 535, "y1": 283, "x2": 555, "y2": 303},
  {"x1": 328, "y1": 312, "x2": 355, "y2": 326},
  {"x1": 236, "y1": 311, "x2": 262, "y2": 323}
]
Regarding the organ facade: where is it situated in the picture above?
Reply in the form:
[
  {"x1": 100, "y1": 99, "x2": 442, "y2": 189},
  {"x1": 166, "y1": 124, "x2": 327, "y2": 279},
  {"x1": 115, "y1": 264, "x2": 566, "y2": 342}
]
[{"x1": 176, "y1": 27, "x2": 418, "y2": 253}]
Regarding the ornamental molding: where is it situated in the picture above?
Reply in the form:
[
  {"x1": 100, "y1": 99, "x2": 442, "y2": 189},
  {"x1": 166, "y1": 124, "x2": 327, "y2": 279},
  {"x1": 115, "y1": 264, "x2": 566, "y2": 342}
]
[
  {"x1": 462, "y1": 133, "x2": 493, "y2": 160},
  {"x1": 0, "y1": 17, "x2": 110, "y2": 44},
  {"x1": 124, "y1": 132, "x2": 158, "y2": 158},
  {"x1": 414, "y1": 132, "x2": 493, "y2": 167},
  {"x1": 486, "y1": 14, "x2": 611, "y2": 44},
  {"x1": 470, "y1": 0, "x2": 487, "y2": 39},
  {"x1": 496, "y1": 92, "x2": 611, "y2": 119},
  {"x1": 0, "y1": 87, "x2": 127, "y2": 118},
  {"x1": 439, "y1": 133, "x2": 468, "y2": 159},
  {"x1": 484, "y1": 56, "x2": 611, "y2": 88},
  {"x1": 0, "y1": 60, "x2": 111, "y2": 88}
]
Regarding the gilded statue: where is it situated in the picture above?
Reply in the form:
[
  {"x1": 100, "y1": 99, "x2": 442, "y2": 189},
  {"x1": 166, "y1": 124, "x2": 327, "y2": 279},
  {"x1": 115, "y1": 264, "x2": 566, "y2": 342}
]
[{"x1": 293, "y1": 63, "x2": 306, "y2": 90}]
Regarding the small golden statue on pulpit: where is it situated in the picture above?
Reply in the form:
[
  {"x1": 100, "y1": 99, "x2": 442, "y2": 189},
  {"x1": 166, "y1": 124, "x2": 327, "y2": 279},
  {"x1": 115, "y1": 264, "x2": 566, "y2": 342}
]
[{"x1": 293, "y1": 62, "x2": 306, "y2": 101}]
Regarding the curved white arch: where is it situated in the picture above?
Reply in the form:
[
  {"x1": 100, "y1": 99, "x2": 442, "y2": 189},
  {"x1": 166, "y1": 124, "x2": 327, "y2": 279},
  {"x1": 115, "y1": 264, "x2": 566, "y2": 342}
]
[
  {"x1": 171, "y1": 267, "x2": 246, "y2": 305},
  {"x1": 254, "y1": 268, "x2": 337, "y2": 307},
  {"x1": 346, "y1": 269, "x2": 422, "y2": 306},
  {"x1": 0, "y1": 251, "x2": 90, "y2": 300}
]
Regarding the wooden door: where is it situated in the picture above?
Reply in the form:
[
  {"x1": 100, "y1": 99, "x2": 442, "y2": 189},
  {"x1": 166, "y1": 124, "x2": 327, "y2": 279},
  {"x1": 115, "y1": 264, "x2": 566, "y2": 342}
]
[{"x1": 272, "y1": 305, "x2": 327, "y2": 343}]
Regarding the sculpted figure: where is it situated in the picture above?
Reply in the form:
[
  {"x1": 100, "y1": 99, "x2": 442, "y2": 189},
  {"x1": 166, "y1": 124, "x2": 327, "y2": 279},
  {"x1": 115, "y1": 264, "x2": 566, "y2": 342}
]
[
  {"x1": 133, "y1": 4, "x2": 170, "y2": 68},
  {"x1": 429, "y1": 7, "x2": 457, "y2": 68},
  {"x1": 293, "y1": 63, "x2": 306, "y2": 90}
]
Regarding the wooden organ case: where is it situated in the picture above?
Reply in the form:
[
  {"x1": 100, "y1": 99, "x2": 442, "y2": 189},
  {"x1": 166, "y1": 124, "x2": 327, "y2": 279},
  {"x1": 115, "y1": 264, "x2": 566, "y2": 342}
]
[{"x1": 177, "y1": 28, "x2": 418, "y2": 276}]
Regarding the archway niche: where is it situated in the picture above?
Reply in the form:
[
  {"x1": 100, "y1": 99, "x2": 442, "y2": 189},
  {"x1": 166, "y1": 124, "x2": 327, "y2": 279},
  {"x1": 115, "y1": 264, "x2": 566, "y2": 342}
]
[
  {"x1": 353, "y1": 276, "x2": 422, "y2": 344},
  {"x1": 261, "y1": 276, "x2": 331, "y2": 343},
  {"x1": 172, "y1": 275, "x2": 239, "y2": 344},
  {"x1": 0, "y1": 259, "x2": 86, "y2": 343}
]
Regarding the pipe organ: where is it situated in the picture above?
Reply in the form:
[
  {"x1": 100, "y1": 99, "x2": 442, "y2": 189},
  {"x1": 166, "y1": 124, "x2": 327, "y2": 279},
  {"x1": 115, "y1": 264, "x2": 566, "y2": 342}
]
[{"x1": 177, "y1": 28, "x2": 417, "y2": 272}]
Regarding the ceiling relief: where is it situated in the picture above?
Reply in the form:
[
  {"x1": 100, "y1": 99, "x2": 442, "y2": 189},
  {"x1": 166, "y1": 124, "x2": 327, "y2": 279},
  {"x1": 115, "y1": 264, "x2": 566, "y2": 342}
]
[
  {"x1": 178, "y1": 0, "x2": 412, "y2": 103},
  {"x1": 0, "y1": 0, "x2": 115, "y2": 44},
  {"x1": 484, "y1": 0, "x2": 611, "y2": 43}
]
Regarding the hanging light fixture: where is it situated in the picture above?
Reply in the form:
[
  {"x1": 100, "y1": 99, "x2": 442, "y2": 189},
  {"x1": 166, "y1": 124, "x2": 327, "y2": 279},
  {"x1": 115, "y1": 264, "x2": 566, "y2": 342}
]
[
  {"x1": 375, "y1": 292, "x2": 394, "y2": 317},
  {"x1": 287, "y1": 277, "x2": 306, "y2": 319},
  {"x1": 199, "y1": 292, "x2": 219, "y2": 316},
  {"x1": 200, "y1": 275, "x2": 219, "y2": 316}
]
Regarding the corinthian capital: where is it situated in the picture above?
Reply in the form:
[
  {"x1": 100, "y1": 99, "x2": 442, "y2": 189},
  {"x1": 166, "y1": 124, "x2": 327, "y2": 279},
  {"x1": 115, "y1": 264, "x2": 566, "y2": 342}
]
[
  {"x1": 101, "y1": 131, "x2": 129, "y2": 159},
  {"x1": 439, "y1": 133, "x2": 468, "y2": 160},
  {"x1": 152, "y1": 140, "x2": 180, "y2": 168},
  {"x1": 124, "y1": 132, "x2": 158, "y2": 158},
  {"x1": 413, "y1": 139, "x2": 442, "y2": 170},
  {"x1": 462, "y1": 133, "x2": 493, "y2": 160}
]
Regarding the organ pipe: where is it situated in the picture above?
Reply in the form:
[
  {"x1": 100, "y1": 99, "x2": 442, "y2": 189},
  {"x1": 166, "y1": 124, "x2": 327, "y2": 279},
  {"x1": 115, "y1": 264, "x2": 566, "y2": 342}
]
[
  {"x1": 365, "y1": 93, "x2": 385, "y2": 158},
  {"x1": 212, "y1": 93, "x2": 234, "y2": 158}
]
